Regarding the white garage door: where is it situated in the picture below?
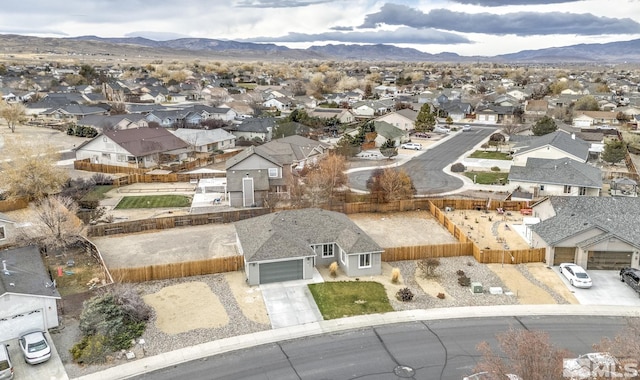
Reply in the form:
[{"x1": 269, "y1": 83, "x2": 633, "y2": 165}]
[{"x1": 0, "y1": 309, "x2": 45, "y2": 342}]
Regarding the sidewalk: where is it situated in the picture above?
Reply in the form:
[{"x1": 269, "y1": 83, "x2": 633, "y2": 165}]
[{"x1": 74, "y1": 304, "x2": 638, "y2": 380}]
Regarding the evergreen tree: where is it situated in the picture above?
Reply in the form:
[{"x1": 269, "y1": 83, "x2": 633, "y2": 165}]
[
  {"x1": 415, "y1": 103, "x2": 436, "y2": 132},
  {"x1": 601, "y1": 139, "x2": 627, "y2": 164},
  {"x1": 531, "y1": 116, "x2": 557, "y2": 136}
]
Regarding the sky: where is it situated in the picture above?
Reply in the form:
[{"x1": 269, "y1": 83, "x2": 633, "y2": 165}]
[{"x1": 1, "y1": 0, "x2": 639, "y2": 57}]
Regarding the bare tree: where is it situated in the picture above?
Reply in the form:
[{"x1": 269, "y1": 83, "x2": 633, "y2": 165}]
[
  {"x1": 593, "y1": 317, "x2": 640, "y2": 369},
  {"x1": 304, "y1": 154, "x2": 348, "y2": 206},
  {"x1": 0, "y1": 136, "x2": 69, "y2": 200},
  {"x1": 19, "y1": 195, "x2": 85, "y2": 252},
  {"x1": 501, "y1": 121, "x2": 521, "y2": 136},
  {"x1": 376, "y1": 168, "x2": 416, "y2": 201},
  {"x1": 0, "y1": 100, "x2": 27, "y2": 133},
  {"x1": 475, "y1": 328, "x2": 571, "y2": 380}
]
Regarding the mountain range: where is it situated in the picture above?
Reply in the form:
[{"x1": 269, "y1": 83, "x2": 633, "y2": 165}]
[{"x1": 1, "y1": 34, "x2": 639, "y2": 63}]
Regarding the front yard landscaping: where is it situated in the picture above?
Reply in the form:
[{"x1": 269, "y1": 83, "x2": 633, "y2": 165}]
[
  {"x1": 464, "y1": 171, "x2": 508, "y2": 185},
  {"x1": 115, "y1": 195, "x2": 192, "y2": 209},
  {"x1": 468, "y1": 150, "x2": 511, "y2": 160},
  {"x1": 308, "y1": 281, "x2": 393, "y2": 319}
]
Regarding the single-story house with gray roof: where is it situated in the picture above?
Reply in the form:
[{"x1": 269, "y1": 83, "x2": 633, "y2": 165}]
[
  {"x1": 529, "y1": 196, "x2": 640, "y2": 270},
  {"x1": 508, "y1": 157, "x2": 602, "y2": 197},
  {"x1": 235, "y1": 208, "x2": 383, "y2": 285},
  {"x1": 510, "y1": 131, "x2": 590, "y2": 166},
  {"x1": 0, "y1": 246, "x2": 61, "y2": 341}
]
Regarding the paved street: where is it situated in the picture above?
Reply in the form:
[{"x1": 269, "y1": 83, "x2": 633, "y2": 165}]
[
  {"x1": 348, "y1": 127, "x2": 497, "y2": 195},
  {"x1": 130, "y1": 315, "x2": 626, "y2": 380}
]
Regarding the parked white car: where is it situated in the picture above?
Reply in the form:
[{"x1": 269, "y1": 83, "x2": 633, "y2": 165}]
[
  {"x1": 559, "y1": 263, "x2": 593, "y2": 288},
  {"x1": 18, "y1": 331, "x2": 51, "y2": 365},
  {"x1": 400, "y1": 142, "x2": 422, "y2": 150},
  {"x1": 462, "y1": 124, "x2": 472, "y2": 132}
]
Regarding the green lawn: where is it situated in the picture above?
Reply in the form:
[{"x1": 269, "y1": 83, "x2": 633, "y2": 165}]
[
  {"x1": 114, "y1": 195, "x2": 192, "y2": 209},
  {"x1": 468, "y1": 150, "x2": 512, "y2": 160},
  {"x1": 308, "y1": 281, "x2": 393, "y2": 320},
  {"x1": 464, "y1": 171, "x2": 508, "y2": 185},
  {"x1": 82, "y1": 185, "x2": 113, "y2": 200}
]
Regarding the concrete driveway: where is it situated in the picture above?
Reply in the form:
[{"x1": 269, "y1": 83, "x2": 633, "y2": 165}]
[
  {"x1": 260, "y1": 270, "x2": 324, "y2": 329},
  {"x1": 4, "y1": 333, "x2": 68, "y2": 380},
  {"x1": 553, "y1": 267, "x2": 640, "y2": 306}
]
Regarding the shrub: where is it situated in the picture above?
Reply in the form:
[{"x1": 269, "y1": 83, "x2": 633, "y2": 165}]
[
  {"x1": 396, "y1": 287, "x2": 414, "y2": 302},
  {"x1": 70, "y1": 334, "x2": 108, "y2": 365},
  {"x1": 329, "y1": 262, "x2": 338, "y2": 278},
  {"x1": 437, "y1": 292, "x2": 446, "y2": 299},
  {"x1": 91, "y1": 173, "x2": 113, "y2": 186},
  {"x1": 417, "y1": 258, "x2": 441, "y2": 278},
  {"x1": 458, "y1": 275, "x2": 471, "y2": 287},
  {"x1": 491, "y1": 166, "x2": 501, "y2": 172},
  {"x1": 456, "y1": 269, "x2": 465, "y2": 276},
  {"x1": 451, "y1": 163, "x2": 466, "y2": 172},
  {"x1": 391, "y1": 267, "x2": 400, "y2": 284}
]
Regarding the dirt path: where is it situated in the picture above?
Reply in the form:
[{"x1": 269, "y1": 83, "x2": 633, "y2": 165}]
[
  {"x1": 224, "y1": 271, "x2": 270, "y2": 325},
  {"x1": 526, "y1": 263, "x2": 579, "y2": 304}
]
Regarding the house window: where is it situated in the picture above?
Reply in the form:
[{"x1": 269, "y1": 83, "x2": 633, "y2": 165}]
[
  {"x1": 563, "y1": 185, "x2": 572, "y2": 194},
  {"x1": 268, "y1": 168, "x2": 279, "y2": 178},
  {"x1": 539, "y1": 185, "x2": 545, "y2": 191},
  {"x1": 116, "y1": 154, "x2": 126, "y2": 162},
  {"x1": 579, "y1": 187, "x2": 587, "y2": 196},
  {"x1": 0, "y1": 226, "x2": 5, "y2": 240},
  {"x1": 319, "y1": 244, "x2": 334, "y2": 258},
  {"x1": 340, "y1": 248, "x2": 346, "y2": 265},
  {"x1": 127, "y1": 156, "x2": 137, "y2": 163},
  {"x1": 359, "y1": 253, "x2": 371, "y2": 268}
]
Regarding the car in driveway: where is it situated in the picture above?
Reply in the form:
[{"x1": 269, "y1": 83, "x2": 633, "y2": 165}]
[
  {"x1": 400, "y1": 142, "x2": 422, "y2": 150},
  {"x1": 559, "y1": 263, "x2": 592, "y2": 288},
  {"x1": 619, "y1": 267, "x2": 640, "y2": 295},
  {"x1": 18, "y1": 331, "x2": 51, "y2": 365},
  {"x1": 0, "y1": 343, "x2": 13, "y2": 379}
]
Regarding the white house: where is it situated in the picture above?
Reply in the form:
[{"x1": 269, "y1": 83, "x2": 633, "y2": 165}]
[{"x1": 375, "y1": 109, "x2": 418, "y2": 131}]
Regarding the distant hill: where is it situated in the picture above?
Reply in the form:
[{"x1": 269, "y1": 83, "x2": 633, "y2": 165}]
[{"x1": 0, "y1": 34, "x2": 638, "y2": 63}]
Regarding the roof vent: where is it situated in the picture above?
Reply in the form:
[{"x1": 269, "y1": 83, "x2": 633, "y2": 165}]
[{"x1": 2, "y1": 260, "x2": 9, "y2": 275}]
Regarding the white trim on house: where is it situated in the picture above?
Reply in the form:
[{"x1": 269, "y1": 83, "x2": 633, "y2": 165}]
[
  {"x1": 0, "y1": 226, "x2": 5, "y2": 240},
  {"x1": 358, "y1": 253, "x2": 372, "y2": 268}
]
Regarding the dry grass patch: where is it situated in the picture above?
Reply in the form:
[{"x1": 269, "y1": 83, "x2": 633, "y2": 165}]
[{"x1": 224, "y1": 271, "x2": 270, "y2": 324}]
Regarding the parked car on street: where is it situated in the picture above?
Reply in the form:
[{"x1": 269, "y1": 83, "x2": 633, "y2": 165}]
[
  {"x1": 0, "y1": 343, "x2": 13, "y2": 379},
  {"x1": 18, "y1": 331, "x2": 51, "y2": 365},
  {"x1": 400, "y1": 142, "x2": 422, "y2": 150},
  {"x1": 462, "y1": 125, "x2": 472, "y2": 131},
  {"x1": 559, "y1": 263, "x2": 592, "y2": 288},
  {"x1": 620, "y1": 267, "x2": 640, "y2": 295}
]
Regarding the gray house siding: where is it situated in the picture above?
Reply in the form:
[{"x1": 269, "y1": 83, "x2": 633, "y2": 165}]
[
  {"x1": 344, "y1": 251, "x2": 382, "y2": 277},
  {"x1": 313, "y1": 243, "x2": 339, "y2": 267}
]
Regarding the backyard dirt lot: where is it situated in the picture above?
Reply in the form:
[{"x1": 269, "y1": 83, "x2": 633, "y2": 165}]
[
  {"x1": 348, "y1": 210, "x2": 457, "y2": 247},
  {"x1": 91, "y1": 223, "x2": 238, "y2": 268}
]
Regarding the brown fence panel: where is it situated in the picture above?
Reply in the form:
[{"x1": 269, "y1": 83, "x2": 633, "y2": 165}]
[
  {"x1": 382, "y1": 242, "x2": 474, "y2": 262},
  {"x1": 473, "y1": 247, "x2": 545, "y2": 264},
  {"x1": 0, "y1": 197, "x2": 29, "y2": 212},
  {"x1": 109, "y1": 255, "x2": 245, "y2": 282}
]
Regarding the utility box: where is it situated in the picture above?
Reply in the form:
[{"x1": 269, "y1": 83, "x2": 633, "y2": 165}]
[{"x1": 471, "y1": 282, "x2": 483, "y2": 293}]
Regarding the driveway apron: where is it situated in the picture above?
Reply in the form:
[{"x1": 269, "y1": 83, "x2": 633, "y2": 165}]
[{"x1": 260, "y1": 269, "x2": 324, "y2": 329}]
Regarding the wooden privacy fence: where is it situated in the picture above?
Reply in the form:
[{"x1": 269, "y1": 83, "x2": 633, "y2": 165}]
[
  {"x1": 382, "y1": 242, "x2": 474, "y2": 261},
  {"x1": 342, "y1": 198, "x2": 531, "y2": 214},
  {"x1": 87, "y1": 208, "x2": 270, "y2": 237},
  {"x1": 472, "y1": 245, "x2": 545, "y2": 264},
  {"x1": 0, "y1": 197, "x2": 29, "y2": 212},
  {"x1": 109, "y1": 256, "x2": 244, "y2": 282},
  {"x1": 112, "y1": 172, "x2": 226, "y2": 187}
]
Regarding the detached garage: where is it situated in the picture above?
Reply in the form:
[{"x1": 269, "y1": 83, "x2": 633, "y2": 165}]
[{"x1": 0, "y1": 246, "x2": 61, "y2": 342}]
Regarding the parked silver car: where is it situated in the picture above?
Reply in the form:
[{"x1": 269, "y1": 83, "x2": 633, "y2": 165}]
[
  {"x1": 0, "y1": 343, "x2": 13, "y2": 379},
  {"x1": 18, "y1": 331, "x2": 51, "y2": 365}
]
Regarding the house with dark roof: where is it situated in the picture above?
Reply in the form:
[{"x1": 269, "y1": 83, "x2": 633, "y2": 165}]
[
  {"x1": 0, "y1": 212, "x2": 17, "y2": 248},
  {"x1": 0, "y1": 246, "x2": 61, "y2": 341},
  {"x1": 510, "y1": 131, "x2": 590, "y2": 166},
  {"x1": 42, "y1": 104, "x2": 109, "y2": 122},
  {"x1": 508, "y1": 158, "x2": 602, "y2": 198},
  {"x1": 530, "y1": 197, "x2": 640, "y2": 270},
  {"x1": 373, "y1": 121, "x2": 409, "y2": 147},
  {"x1": 225, "y1": 118, "x2": 275, "y2": 142},
  {"x1": 235, "y1": 208, "x2": 383, "y2": 285},
  {"x1": 225, "y1": 136, "x2": 330, "y2": 207},
  {"x1": 74, "y1": 127, "x2": 189, "y2": 168},
  {"x1": 77, "y1": 114, "x2": 149, "y2": 132},
  {"x1": 171, "y1": 128, "x2": 237, "y2": 153}
]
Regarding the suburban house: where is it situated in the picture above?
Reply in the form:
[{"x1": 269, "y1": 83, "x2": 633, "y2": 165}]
[
  {"x1": 373, "y1": 121, "x2": 409, "y2": 147},
  {"x1": 529, "y1": 197, "x2": 640, "y2": 270},
  {"x1": 171, "y1": 128, "x2": 237, "y2": 154},
  {"x1": 225, "y1": 118, "x2": 275, "y2": 143},
  {"x1": 475, "y1": 105, "x2": 519, "y2": 124},
  {"x1": 77, "y1": 114, "x2": 149, "y2": 132},
  {"x1": 0, "y1": 246, "x2": 61, "y2": 342},
  {"x1": 375, "y1": 109, "x2": 418, "y2": 131},
  {"x1": 0, "y1": 212, "x2": 17, "y2": 248},
  {"x1": 523, "y1": 100, "x2": 549, "y2": 124},
  {"x1": 42, "y1": 104, "x2": 109, "y2": 122},
  {"x1": 225, "y1": 135, "x2": 330, "y2": 207},
  {"x1": 235, "y1": 208, "x2": 384, "y2": 285},
  {"x1": 572, "y1": 111, "x2": 620, "y2": 128},
  {"x1": 510, "y1": 131, "x2": 590, "y2": 166},
  {"x1": 308, "y1": 108, "x2": 356, "y2": 124},
  {"x1": 74, "y1": 127, "x2": 189, "y2": 168},
  {"x1": 508, "y1": 158, "x2": 602, "y2": 198}
]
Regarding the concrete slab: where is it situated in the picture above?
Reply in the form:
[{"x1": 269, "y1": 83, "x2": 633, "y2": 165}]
[
  {"x1": 5, "y1": 331, "x2": 69, "y2": 380},
  {"x1": 553, "y1": 268, "x2": 640, "y2": 306},
  {"x1": 260, "y1": 270, "x2": 324, "y2": 329}
]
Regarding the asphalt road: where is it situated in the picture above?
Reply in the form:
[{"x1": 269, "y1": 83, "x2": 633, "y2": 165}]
[
  {"x1": 132, "y1": 315, "x2": 626, "y2": 380},
  {"x1": 348, "y1": 127, "x2": 497, "y2": 195}
]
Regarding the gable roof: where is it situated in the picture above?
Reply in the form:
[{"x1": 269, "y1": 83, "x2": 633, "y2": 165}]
[
  {"x1": 511, "y1": 131, "x2": 590, "y2": 162},
  {"x1": 374, "y1": 121, "x2": 406, "y2": 140},
  {"x1": 227, "y1": 118, "x2": 276, "y2": 133},
  {"x1": 0, "y1": 246, "x2": 61, "y2": 299},
  {"x1": 103, "y1": 127, "x2": 188, "y2": 156},
  {"x1": 235, "y1": 208, "x2": 383, "y2": 261},
  {"x1": 171, "y1": 128, "x2": 236, "y2": 145},
  {"x1": 509, "y1": 158, "x2": 602, "y2": 188},
  {"x1": 395, "y1": 108, "x2": 418, "y2": 121},
  {"x1": 531, "y1": 197, "x2": 640, "y2": 248}
]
